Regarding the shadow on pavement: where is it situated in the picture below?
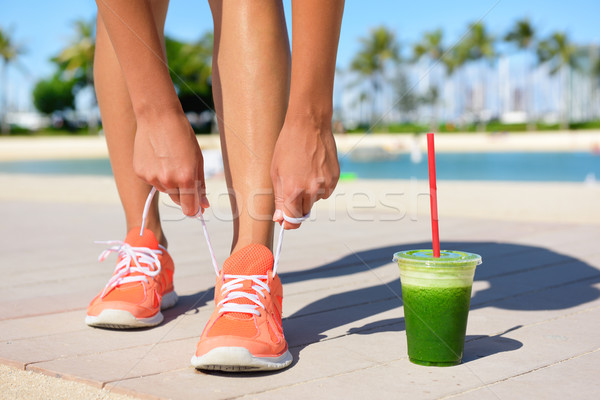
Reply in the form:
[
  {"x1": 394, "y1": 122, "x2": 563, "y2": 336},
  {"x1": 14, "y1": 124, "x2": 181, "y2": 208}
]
[
  {"x1": 283, "y1": 241, "x2": 599, "y2": 363},
  {"x1": 158, "y1": 240, "x2": 598, "y2": 369}
]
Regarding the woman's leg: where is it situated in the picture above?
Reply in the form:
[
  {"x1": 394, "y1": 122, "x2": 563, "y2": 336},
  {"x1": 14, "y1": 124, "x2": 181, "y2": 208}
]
[
  {"x1": 209, "y1": 0, "x2": 291, "y2": 253},
  {"x1": 94, "y1": 0, "x2": 170, "y2": 246},
  {"x1": 191, "y1": 0, "x2": 292, "y2": 371}
]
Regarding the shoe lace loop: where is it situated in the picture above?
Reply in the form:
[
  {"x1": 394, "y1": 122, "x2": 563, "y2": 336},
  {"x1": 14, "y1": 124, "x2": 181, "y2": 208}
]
[
  {"x1": 96, "y1": 240, "x2": 163, "y2": 298},
  {"x1": 217, "y1": 274, "x2": 271, "y2": 316},
  {"x1": 140, "y1": 187, "x2": 310, "y2": 277},
  {"x1": 137, "y1": 187, "x2": 310, "y2": 317}
]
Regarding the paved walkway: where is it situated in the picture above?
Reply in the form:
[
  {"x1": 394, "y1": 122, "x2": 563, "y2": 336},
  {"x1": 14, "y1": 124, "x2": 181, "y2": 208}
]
[{"x1": 1, "y1": 177, "x2": 599, "y2": 399}]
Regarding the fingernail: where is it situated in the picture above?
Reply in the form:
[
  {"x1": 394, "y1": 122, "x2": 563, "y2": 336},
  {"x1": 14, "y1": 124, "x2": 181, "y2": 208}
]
[
  {"x1": 201, "y1": 196, "x2": 210, "y2": 208},
  {"x1": 273, "y1": 209, "x2": 282, "y2": 221}
]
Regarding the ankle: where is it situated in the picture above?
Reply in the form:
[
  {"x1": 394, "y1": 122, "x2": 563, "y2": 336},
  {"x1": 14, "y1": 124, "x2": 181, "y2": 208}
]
[
  {"x1": 231, "y1": 235, "x2": 272, "y2": 255},
  {"x1": 156, "y1": 229, "x2": 168, "y2": 248},
  {"x1": 128, "y1": 223, "x2": 168, "y2": 248}
]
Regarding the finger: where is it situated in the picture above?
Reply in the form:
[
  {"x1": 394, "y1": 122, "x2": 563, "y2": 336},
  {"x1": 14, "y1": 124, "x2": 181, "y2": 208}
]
[
  {"x1": 272, "y1": 174, "x2": 285, "y2": 224},
  {"x1": 168, "y1": 193, "x2": 180, "y2": 206},
  {"x1": 147, "y1": 179, "x2": 168, "y2": 195},
  {"x1": 165, "y1": 186, "x2": 180, "y2": 207},
  {"x1": 321, "y1": 185, "x2": 336, "y2": 200},
  {"x1": 273, "y1": 209, "x2": 283, "y2": 224},
  {"x1": 282, "y1": 189, "x2": 304, "y2": 230},
  {"x1": 304, "y1": 178, "x2": 326, "y2": 210},
  {"x1": 283, "y1": 218, "x2": 301, "y2": 230},
  {"x1": 200, "y1": 191, "x2": 210, "y2": 211},
  {"x1": 319, "y1": 176, "x2": 337, "y2": 200},
  {"x1": 302, "y1": 191, "x2": 317, "y2": 216},
  {"x1": 179, "y1": 183, "x2": 200, "y2": 216},
  {"x1": 197, "y1": 153, "x2": 210, "y2": 211}
]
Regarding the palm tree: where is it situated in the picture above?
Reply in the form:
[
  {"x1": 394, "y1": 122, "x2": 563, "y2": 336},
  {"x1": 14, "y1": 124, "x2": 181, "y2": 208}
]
[
  {"x1": 462, "y1": 22, "x2": 496, "y2": 131},
  {"x1": 394, "y1": 69, "x2": 419, "y2": 122},
  {"x1": 349, "y1": 90, "x2": 371, "y2": 127},
  {"x1": 594, "y1": 58, "x2": 600, "y2": 83},
  {"x1": 52, "y1": 19, "x2": 95, "y2": 88},
  {"x1": 504, "y1": 19, "x2": 536, "y2": 130},
  {"x1": 593, "y1": 57, "x2": 600, "y2": 119},
  {"x1": 0, "y1": 26, "x2": 26, "y2": 135},
  {"x1": 165, "y1": 33, "x2": 214, "y2": 115},
  {"x1": 350, "y1": 26, "x2": 400, "y2": 130},
  {"x1": 537, "y1": 32, "x2": 578, "y2": 130},
  {"x1": 52, "y1": 18, "x2": 96, "y2": 131},
  {"x1": 413, "y1": 29, "x2": 446, "y2": 130},
  {"x1": 436, "y1": 43, "x2": 468, "y2": 128}
]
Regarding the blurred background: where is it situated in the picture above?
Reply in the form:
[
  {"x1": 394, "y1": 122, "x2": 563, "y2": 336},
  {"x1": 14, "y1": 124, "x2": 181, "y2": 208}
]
[
  {"x1": 1, "y1": 0, "x2": 600, "y2": 187},
  {"x1": 1, "y1": 0, "x2": 600, "y2": 135}
]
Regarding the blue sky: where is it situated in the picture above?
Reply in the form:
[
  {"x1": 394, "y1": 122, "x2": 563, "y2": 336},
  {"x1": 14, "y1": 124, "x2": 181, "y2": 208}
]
[{"x1": 2, "y1": 0, "x2": 600, "y2": 110}]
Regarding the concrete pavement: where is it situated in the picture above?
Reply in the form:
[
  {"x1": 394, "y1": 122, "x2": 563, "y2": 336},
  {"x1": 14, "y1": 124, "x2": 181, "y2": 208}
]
[{"x1": 1, "y1": 172, "x2": 599, "y2": 399}]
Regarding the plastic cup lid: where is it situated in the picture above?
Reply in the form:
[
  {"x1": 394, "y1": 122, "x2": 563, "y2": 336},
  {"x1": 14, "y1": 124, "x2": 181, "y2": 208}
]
[{"x1": 393, "y1": 249, "x2": 482, "y2": 267}]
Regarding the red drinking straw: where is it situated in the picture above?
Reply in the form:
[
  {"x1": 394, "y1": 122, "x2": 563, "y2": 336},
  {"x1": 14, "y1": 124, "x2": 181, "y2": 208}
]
[{"x1": 427, "y1": 133, "x2": 441, "y2": 258}]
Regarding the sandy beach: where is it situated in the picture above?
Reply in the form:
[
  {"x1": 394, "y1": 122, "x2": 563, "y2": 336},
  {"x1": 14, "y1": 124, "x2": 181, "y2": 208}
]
[{"x1": 1, "y1": 131, "x2": 599, "y2": 161}]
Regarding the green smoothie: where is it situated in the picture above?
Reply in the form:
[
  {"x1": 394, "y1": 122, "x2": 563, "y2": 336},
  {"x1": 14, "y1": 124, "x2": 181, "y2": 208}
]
[
  {"x1": 402, "y1": 283, "x2": 472, "y2": 366},
  {"x1": 393, "y1": 249, "x2": 482, "y2": 367}
]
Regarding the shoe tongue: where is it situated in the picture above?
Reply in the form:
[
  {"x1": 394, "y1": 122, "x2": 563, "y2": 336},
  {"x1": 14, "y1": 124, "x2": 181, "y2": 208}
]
[
  {"x1": 119, "y1": 228, "x2": 160, "y2": 282},
  {"x1": 221, "y1": 244, "x2": 274, "y2": 319},
  {"x1": 223, "y1": 244, "x2": 274, "y2": 275},
  {"x1": 125, "y1": 228, "x2": 159, "y2": 249}
]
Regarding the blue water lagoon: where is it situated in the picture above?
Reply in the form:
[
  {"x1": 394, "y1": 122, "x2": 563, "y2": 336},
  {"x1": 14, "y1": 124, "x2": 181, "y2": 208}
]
[
  {"x1": 0, "y1": 152, "x2": 599, "y2": 182},
  {"x1": 340, "y1": 152, "x2": 600, "y2": 182}
]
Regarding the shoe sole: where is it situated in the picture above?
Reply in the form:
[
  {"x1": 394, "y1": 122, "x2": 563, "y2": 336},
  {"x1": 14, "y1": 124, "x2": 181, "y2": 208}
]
[
  {"x1": 191, "y1": 347, "x2": 293, "y2": 372},
  {"x1": 85, "y1": 291, "x2": 178, "y2": 329}
]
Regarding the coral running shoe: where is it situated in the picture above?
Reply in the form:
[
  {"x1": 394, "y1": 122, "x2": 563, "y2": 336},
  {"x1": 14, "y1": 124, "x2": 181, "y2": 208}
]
[
  {"x1": 86, "y1": 228, "x2": 177, "y2": 329},
  {"x1": 191, "y1": 244, "x2": 292, "y2": 371}
]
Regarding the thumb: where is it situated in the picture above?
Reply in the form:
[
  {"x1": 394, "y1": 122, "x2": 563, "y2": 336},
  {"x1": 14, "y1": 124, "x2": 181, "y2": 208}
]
[
  {"x1": 197, "y1": 154, "x2": 210, "y2": 212},
  {"x1": 271, "y1": 166, "x2": 283, "y2": 224},
  {"x1": 272, "y1": 173, "x2": 284, "y2": 224}
]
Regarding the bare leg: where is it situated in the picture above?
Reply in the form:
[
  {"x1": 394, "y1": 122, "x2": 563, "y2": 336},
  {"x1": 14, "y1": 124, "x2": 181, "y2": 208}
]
[
  {"x1": 209, "y1": 0, "x2": 290, "y2": 253},
  {"x1": 94, "y1": 0, "x2": 170, "y2": 246}
]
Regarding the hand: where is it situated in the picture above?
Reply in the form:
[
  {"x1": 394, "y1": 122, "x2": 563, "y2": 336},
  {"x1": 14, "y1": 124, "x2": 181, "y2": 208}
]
[
  {"x1": 133, "y1": 110, "x2": 210, "y2": 216},
  {"x1": 270, "y1": 115, "x2": 340, "y2": 229}
]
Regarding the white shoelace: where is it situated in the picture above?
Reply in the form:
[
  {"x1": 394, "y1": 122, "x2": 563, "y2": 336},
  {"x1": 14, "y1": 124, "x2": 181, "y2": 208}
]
[
  {"x1": 140, "y1": 187, "x2": 309, "y2": 316},
  {"x1": 217, "y1": 275, "x2": 271, "y2": 316},
  {"x1": 96, "y1": 240, "x2": 164, "y2": 298}
]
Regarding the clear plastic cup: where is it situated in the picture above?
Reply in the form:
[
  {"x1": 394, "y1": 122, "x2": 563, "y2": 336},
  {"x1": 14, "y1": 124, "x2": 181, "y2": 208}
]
[{"x1": 393, "y1": 249, "x2": 482, "y2": 366}]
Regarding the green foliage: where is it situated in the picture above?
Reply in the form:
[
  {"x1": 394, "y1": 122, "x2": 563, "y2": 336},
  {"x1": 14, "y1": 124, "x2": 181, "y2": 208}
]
[
  {"x1": 350, "y1": 26, "x2": 400, "y2": 76},
  {"x1": 537, "y1": 32, "x2": 579, "y2": 74},
  {"x1": 441, "y1": 44, "x2": 468, "y2": 75},
  {"x1": 0, "y1": 26, "x2": 27, "y2": 134},
  {"x1": 345, "y1": 120, "x2": 600, "y2": 134},
  {"x1": 345, "y1": 123, "x2": 372, "y2": 133},
  {"x1": 413, "y1": 29, "x2": 444, "y2": 63},
  {"x1": 568, "y1": 120, "x2": 600, "y2": 130},
  {"x1": 165, "y1": 34, "x2": 214, "y2": 113},
  {"x1": 420, "y1": 86, "x2": 440, "y2": 106},
  {"x1": 349, "y1": 26, "x2": 401, "y2": 127},
  {"x1": 592, "y1": 57, "x2": 600, "y2": 81},
  {"x1": 384, "y1": 122, "x2": 429, "y2": 133},
  {"x1": 51, "y1": 19, "x2": 95, "y2": 90},
  {"x1": 393, "y1": 71, "x2": 419, "y2": 119},
  {"x1": 412, "y1": 28, "x2": 459, "y2": 77},
  {"x1": 7, "y1": 127, "x2": 89, "y2": 136},
  {"x1": 461, "y1": 22, "x2": 496, "y2": 63},
  {"x1": 0, "y1": 27, "x2": 25, "y2": 63},
  {"x1": 504, "y1": 19, "x2": 535, "y2": 50},
  {"x1": 32, "y1": 75, "x2": 75, "y2": 114},
  {"x1": 485, "y1": 122, "x2": 528, "y2": 132}
]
